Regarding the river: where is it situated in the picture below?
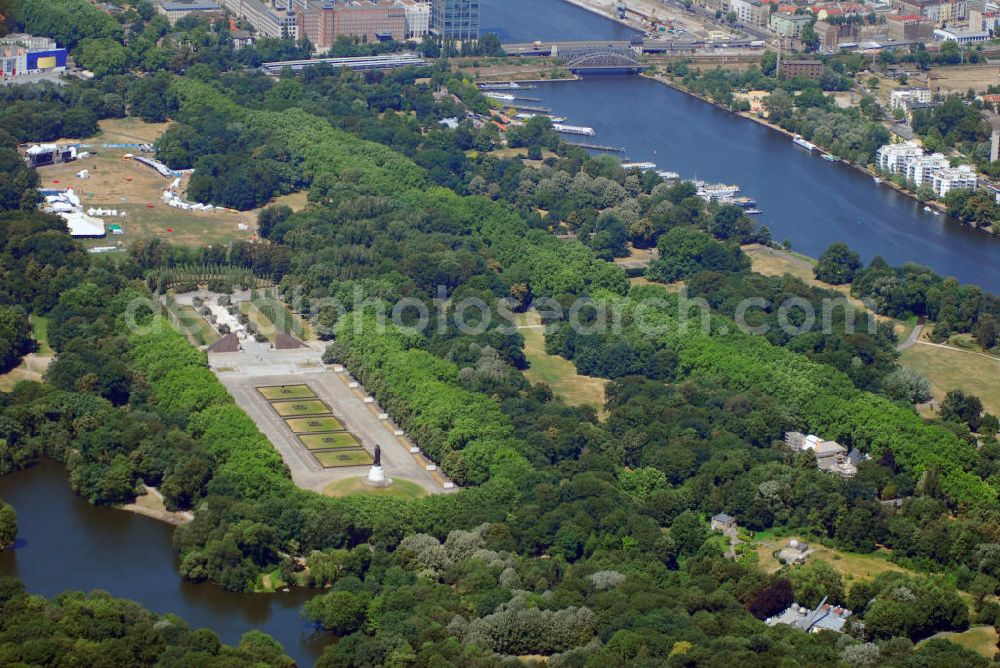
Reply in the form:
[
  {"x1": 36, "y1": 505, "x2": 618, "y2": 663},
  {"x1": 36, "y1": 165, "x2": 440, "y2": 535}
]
[
  {"x1": 0, "y1": 461, "x2": 330, "y2": 666},
  {"x1": 488, "y1": 0, "x2": 1000, "y2": 291}
]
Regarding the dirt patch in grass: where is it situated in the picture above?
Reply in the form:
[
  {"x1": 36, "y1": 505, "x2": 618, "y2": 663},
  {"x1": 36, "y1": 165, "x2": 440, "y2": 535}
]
[
  {"x1": 314, "y1": 449, "x2": 373, "y2": 468},
  {"x1": 300, "y1": 433, "x2": 360, "y2": 450},
  {"x1": 285, "y1": 416, "x2": 344, "y2": 433},
  {"x1": 323, "y1": 476, "x2": 427, "y2": 498},
  {"x1": 257, "y1": 384, "x2": 316, "y2": 400},
  {"x1": 518, "y1": 310, "x2": 607, "y2": 416},
  {"x1": 900, "y1": 344, "x2": 1000, "y2": 416},
  {"x1": 271, "y1": 399, "x2": 331, "y2": 417},
  {"x1": 0, "y1": 354, "x2": 51, "y2": 391}
]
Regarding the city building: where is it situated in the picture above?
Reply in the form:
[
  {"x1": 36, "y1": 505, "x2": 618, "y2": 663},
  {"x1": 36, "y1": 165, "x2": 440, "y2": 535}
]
[
  {"x1": 934, "y1": 27, "x2": 989, "y2": 42},
  {"x1": 931, "y1": 164, "x2": 978, "y2": 197},
  {"x1": 219, "y1": 0, "x2": 298, "y2": 39},
  {"x1": 889, "y1": 86, "x2": 932, "y2": 111},
  {"x1": 401, "y1": 0, "x2": 430, "y2": 38},
  {"x1": 230, "y1": 28, "x2": 256, "y2": 49},
  {"x1": 886, "y1": 14, "x2": 934, "y2": 41},
  {"x1": 766, "y1": 599, "x2": 853, "y2": 633},
  {"x1": 295, "y1": 1, "x2": 408, "y2": 48},
  {"x1": 898, "y1": 0, "x2": 968, "y2": 21},
  {"x1": 814, "y1": 19, "x2": 857, "y2": 50},
  {"x1": 779, "y1": 59, "x2": 825, "y2": 78},
  {"x1": 969, "y1": 6, "x2": 1000, "y2": 31},
  {"x1": 0, "y1": 34, "x2": 68, "y2": 78},
  {"x1": 876, "y1": 140, "x2": 924, "y2": 172},
  {"x1": 157, "y1": 0, "x2": 222, "y2": 25},
  {"x1": 431, "y1": 0, "x2": 479, "y2": 40},
  {"x1": 732, "y1": 0, "x2": 768, "y2": 26},
  {"x1": 769, "y1": 12, "x2": 814, "y2": 36}
]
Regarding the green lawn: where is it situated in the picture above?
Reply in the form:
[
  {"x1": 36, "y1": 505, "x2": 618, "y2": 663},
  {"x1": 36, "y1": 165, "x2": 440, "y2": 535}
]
[
  {"x1": 300, "y1": 433, "x2": 360, "y2": 450},
  {"x1": 239, "y1": 301, "x2": 276, "y2": 342},
  {"x1": 171, "y1": 304, "x2": 219, "y2": 347},
  {"x1": 323, "y1": 476, "x2": 427, "y2": 498},
  {"x1": 918, "y1": 626, "x2": 998, "y2": 659},
  {"x1": 31, "y1": 316, "x2": 52, "y2": 356},
  {"x1": 257, "y1": 384, "x2": 316, "y2": 400},
  {"x1": 314, "y1": 449, "x2": 373, "y2": 468},
  {"x1": 270, "y1": 399, "x2": 330, "y2": 417},
  {"x1": 900, "y1": 344, "x2": 1000, "y2": 416},
  {"x1": 285, "y1": 416, "x2": 344, "y2": 433},
  {"x1": 518, "y1": 310, "x2": 607, "y2": 415}
]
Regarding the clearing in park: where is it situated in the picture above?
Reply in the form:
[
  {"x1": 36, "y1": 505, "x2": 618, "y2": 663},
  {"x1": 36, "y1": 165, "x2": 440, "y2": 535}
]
[
  {"x1": 284, "y1": 416, "x2": 345, "y2": 433},
  {"x1": 257, "y1": 384, "x2": 316, "y2": 400},
  {"x1": 270, "y1": 399, "x2": 331, "y2": 417},
  {"x1": 299, "y1": 433, "x2": 360, "y2": 450},
  {"x1": 314, "y1": 449, "x2": 374, "y2": 468}
]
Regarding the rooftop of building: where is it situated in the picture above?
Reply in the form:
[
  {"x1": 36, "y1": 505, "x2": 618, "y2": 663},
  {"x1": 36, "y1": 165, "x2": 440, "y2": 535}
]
[{"x1": 160, "y1": 0, "x2": 221, "y2": 10}]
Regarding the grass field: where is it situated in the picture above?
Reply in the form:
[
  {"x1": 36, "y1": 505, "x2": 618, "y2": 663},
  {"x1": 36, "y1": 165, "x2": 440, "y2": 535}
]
[
  {"x1": 239, "y1": 301, "x2": 276, "y2": 342},
  {"x1": 323, "y1": 476, "x2": 428, "y2": 498},
  {"x1": 285, "y1": 416, "x2": 344, "y2": 433},
  {"x1": 900, "y1": 344, "x2": 1000, "y2": 416},
  {"x1": 314, "y1": 449, "x2": 373, "y2": 468},
  {"x1": 257, "y1": 384, "x2": 316, "y2": 400},
  {"x1": 918, "y1": 626, "x2": 998, "y2": 659},
  {"x1": 518, "y1": 310, "x2": 607, "y2": 415},
  {"x1": 270, "y1": 399, "x2": 331, "y2": 417},
  {"x1": 31, "y1": 316, "x2": 52, "y2": 356},
  {"x1": 169, "y1": 304, "x2": 219, "y2": 347},
  {"x1": 756, "y1": 534, "x2": 910, "y2": 589},
  {"x1": 300, "y1": 433, "x2": 360, "y2": 450}
]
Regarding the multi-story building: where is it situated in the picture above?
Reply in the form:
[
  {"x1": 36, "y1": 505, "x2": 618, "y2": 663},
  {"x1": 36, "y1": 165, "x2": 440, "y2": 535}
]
[
  {"x1": 904, "y1": 152, "x2": 948, "y2": 186},
  {"x1": 886, "y1": 14, "x2": 934, "y2": 41},
  {"x1": 969, "y1": 6, "x2": 1000, "y2": 31},
  {"x1": 889, "y1": 86, "x2": 932, "y2": 111},
  {"x1": 779, "y1": 59, "x2": 825, "y2": 78},
  {"x1": 220, "y1": 0, "x2": 296, "y2": 38},
  {"x1": 876, "y1": 140, "x2": 924, "y2": 173},
  {"x1": 0, "y1": 34, "x2": 68, "y2": 78},
  {"x1": 295, "y1": 0, "x2": 407, "y2": 48},
  {"x1": 431, "y1": 0, "x2": 479, "y2": 40},
  {"x1": 931, "y1": 164, "x2": 978, "y2": 197},
  {"x1": 897, "y1": 0, "x2": 967, "y2": 22},
  {"x1": 157, "y1": 0, "x2": 222, "y2": 25},
  {"x1": 731, "y1": 0, "x2": 768, "y2": 26},
  {"x1": 769, "y1": 12, "x2": 814, "y2": 36},
  {"x1": 401, "y1": 0, "x2": 430, "y2": 38}
]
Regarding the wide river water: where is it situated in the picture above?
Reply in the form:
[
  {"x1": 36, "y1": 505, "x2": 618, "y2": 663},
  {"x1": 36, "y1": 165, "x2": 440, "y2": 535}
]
[
  {"x1": 1, "y1": 2, "x2": 998, "y2": 667},
  {"x1": 488, "y1": 0, "x2": 1000, "y2": 291}
]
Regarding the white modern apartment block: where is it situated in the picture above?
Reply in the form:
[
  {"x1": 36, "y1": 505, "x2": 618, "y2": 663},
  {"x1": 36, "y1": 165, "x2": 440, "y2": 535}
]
[
  {"x1": 876, "y1": 141, "x2": 924, "y2": 174},
  {"x1": 401, "y1": 0, "x2": 430, "y2": 38},
  {"x1": 904, "y1": 153, "x2": 948, "y2": 187},
  {"x1": 731, "y1": 0, "x2": 767, "y2": 26},
  {"x1": 931, "y1": 165, "x2": 978, "y2": 198},
  {"x1": 889, "y1": 87, "x2": 932, "y2": 112}
]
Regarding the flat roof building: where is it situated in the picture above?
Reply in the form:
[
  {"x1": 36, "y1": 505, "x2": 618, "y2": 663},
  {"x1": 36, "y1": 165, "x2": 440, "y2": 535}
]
[
  {"x1": 158, "y1": 0, "x2": 222, "y2": 25},
  {"x1": 931, "y1": 164, "x2": 978, "y2": 197}
]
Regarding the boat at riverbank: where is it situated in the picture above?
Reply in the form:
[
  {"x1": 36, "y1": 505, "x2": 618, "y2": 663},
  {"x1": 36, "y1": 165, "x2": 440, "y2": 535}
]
[
  {"x1": 484, "y1": 92, "x2": 516, "y2": 101},
  {"x1": 515, "y1": 112, "x2": 567, "y2": 122},
  {"x1": 793, "y1": 135, "x2": 817, "y2": 152},
  {"x1": 822, "y1": 153, "x2": 839, "y2": 162},
  {"x1": 478, "y1": 82, "x2": 535, "y2": 90},
  {"x1": 552, "y1": 123, "x2": 595, "y2": 136},
  {"x1": 622, "y1": 161, "x2": 657, "y2": 170}
]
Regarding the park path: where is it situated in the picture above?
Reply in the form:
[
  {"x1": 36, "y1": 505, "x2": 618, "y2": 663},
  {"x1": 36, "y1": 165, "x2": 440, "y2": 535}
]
[{"x1": 896, "y1": 319, "x2": 925, "y2": 351}]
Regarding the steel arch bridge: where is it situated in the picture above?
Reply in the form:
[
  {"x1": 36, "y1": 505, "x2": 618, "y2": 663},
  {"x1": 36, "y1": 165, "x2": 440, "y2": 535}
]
[{"x1": 560, "y1": 46, "x2": 642, "y2": 72}]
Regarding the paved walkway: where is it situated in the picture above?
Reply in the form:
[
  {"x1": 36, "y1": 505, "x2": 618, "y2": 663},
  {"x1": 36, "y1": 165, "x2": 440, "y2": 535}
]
[
  {"x1": 210, "y1": 346, "x2": 450, "y2": 495},
  {"x1": 896, "y1": 319, "x2": 926, "y2": 351}
]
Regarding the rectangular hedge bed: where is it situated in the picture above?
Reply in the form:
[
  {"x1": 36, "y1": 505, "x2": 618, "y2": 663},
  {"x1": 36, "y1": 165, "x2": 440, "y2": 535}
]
[
  {"x1": 270, "y1": 399, "x2": 331, "y2": 417},
  {"x1": 300, "y1": 433, "x2": 360, "y2": 450},
  {"x1": 257, "y1": 384, "x2": 316, "y2": 400},
  {"x1": 285, "y1": 416, "x2": 344, "y2": 433},
  {"x1": 314, "y1": 449, "x2": 373, "y2": 468}
]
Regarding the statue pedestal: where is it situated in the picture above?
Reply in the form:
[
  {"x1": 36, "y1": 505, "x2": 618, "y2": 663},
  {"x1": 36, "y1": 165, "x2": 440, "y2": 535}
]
[{"x1": 364, "y1": 465, "x2": 391, "y2": 488}]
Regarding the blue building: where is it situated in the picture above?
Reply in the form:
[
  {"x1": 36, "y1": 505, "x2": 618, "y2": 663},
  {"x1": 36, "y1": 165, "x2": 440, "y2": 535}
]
[
  {"x1": 431, "y1": 0, "x2": 479, "y2": 41},
  {"x1": 0, "y1": 34, "x2": 68, "y2": 78}
]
